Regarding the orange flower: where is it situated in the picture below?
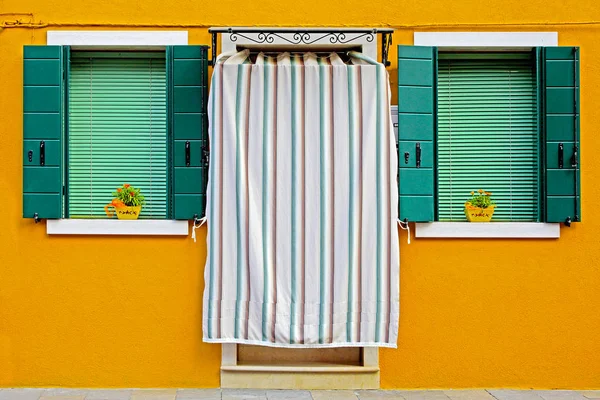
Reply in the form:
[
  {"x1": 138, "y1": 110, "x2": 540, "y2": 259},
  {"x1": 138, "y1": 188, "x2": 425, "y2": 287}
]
[
  {"x1": 124, "y1": 184, "x2": 130, "y2": 188},
  {"x1": 478, "y1": 189, "x2": 484, "y2": 193},
  {"x1": 130, "y1": 191, "x2": 135, "y2": 196},
  {"x1": 470, "y1": 191, "x2": 475, "y2": 195},
  {"x1": 117, "y1": 188, "x2": 122, "y2": 192},
  {"x1": 485, "y1": 191, "x2": 492, "y2": 196}
]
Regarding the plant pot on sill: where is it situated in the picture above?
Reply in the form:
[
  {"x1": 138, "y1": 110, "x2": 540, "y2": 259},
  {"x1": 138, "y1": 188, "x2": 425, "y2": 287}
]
[
  {"x1": 115, "y1": 205, "x2": 142, "y2": 220},
  {"x1": 105, "y1": 200, "x2": 142, "y2": 220},
  {"x1": 464, "y1": 202, "x2": 495, "y2": 222}
]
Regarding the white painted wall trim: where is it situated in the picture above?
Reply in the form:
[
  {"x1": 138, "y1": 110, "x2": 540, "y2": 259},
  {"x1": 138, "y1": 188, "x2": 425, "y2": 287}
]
[
  {"x1": 47, "y1": 31, "x2": 188, "y2": 47},
  {"x1": 415, "y1": 223, "x2": 560, "y2": 239},
  {"x1": 47, "y1": 219, "x2": 189, "y2": 236},
  {"x1": 220, "y1": 28, "x2": 377, "y2": 60},
  {"x1": 363, "y1": 347, "x2": 379, "y2": 367},
  {"x1": 414, "y1": 32, "x2": 558, "y2": 49},
  {"x1": 222, "y1": 344, "x2": 238, "y2": 367}
]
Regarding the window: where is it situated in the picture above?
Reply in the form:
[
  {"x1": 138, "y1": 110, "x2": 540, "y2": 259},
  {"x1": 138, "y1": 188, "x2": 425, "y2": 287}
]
[
  {"x1": 23, "y1": 45, "x2": 209, "y2": 221},
  {"x1": 68, "y1": 52, "x2": 168, "y2": 219},
  {"x1": 437, "y1": 53, "x2": 538, "y2": 221},
  {"x1": 397, "y1": 45, "x2": 580, "y2": 225}
]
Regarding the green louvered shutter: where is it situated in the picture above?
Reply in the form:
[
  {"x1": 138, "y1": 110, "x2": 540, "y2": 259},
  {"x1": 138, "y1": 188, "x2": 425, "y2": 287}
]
[
  {"x1": 168, "y1": 45, "x2": 209, "y2": 219},
  {"x1": 397, "y1": 45, "x2": 436, "y2": 222},
  {"x1": 437, "y1": 53, "x2": 539, "y2": 221},
  {"x1": 542, "y1": 47, "x2": 581, "y2": 223},
  {"x1": 23, "y1": 46, "x2": 65, "y2": 219},
  {"x1": 68, "y1": 52, "x2": 167, "y2": 219}
]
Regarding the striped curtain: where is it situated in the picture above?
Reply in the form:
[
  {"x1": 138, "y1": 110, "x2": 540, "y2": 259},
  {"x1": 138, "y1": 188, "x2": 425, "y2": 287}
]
[{"x1": 203, "y1": 50, "x2": 399, "y2": 348}]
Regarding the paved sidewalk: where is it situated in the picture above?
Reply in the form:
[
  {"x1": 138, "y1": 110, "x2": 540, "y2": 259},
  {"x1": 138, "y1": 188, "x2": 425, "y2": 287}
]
[{"x1": 0, "y1": 389, "x2": 599, "y2": 400}]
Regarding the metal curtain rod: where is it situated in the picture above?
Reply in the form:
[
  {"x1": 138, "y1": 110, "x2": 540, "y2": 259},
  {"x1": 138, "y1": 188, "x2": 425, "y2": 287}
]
[
  {"x1": 208, "y1": 27, "x2": 394, "y2": 33},
  {"x1": 208, "y1": 26, "x2": 394, "y2": 67}
]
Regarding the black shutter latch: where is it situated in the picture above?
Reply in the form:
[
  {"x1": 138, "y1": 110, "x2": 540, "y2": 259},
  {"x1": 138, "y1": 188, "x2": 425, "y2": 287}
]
[
  {"x1": 558, "y1": 143, "x2": 564, "y2": 169},
  {"x1": 39, "y1": 141, "x2": 45, "y2": 166},
  {"x1": 185, "y1": 141, "x2": 190, "y2": 167},
  {"x1": 203, "y1": 147, "x2": 210, "y2": 167}
]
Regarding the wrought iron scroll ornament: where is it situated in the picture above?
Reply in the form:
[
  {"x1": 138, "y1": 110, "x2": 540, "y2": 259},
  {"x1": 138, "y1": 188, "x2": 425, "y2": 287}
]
[
  {"x1": 209, "y1": 27, "x2": 393, "y2": 67},
  {"x1": 228, "y1": 31, "x2": 376, "y2": 46}
]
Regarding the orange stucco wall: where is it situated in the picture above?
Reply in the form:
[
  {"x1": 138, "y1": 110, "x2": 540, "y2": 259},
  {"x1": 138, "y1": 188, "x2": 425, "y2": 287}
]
[{"x1": 1, "y1": 0, "x2": 599, "y2": 389}]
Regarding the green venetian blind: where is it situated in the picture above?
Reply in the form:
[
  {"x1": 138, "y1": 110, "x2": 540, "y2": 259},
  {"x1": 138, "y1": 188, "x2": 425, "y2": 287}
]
[
  {"x1": 437, "y1": 53, "x2": 538, "y2": 221},
  {"x1": 68, "y1": 53, "x2": 167, "y2": 219}
]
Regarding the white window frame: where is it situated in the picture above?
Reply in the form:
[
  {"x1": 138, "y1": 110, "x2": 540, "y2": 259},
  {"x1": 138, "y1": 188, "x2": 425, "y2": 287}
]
[
  {"x1": 411, "y1": 32, "x2": 560, "y2": 239},
  {"x1": 47, "y1": 30, "x2": 188, "y2": 47},
  {"x1": 45, "y1": 30, "x2": 189, "y2": 236}
]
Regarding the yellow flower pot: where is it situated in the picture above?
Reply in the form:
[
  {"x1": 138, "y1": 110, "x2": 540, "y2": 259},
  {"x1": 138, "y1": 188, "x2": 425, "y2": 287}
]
[
  {"x1": 464, "y1": 203, "x2": 495, "y2": 222},
  {"x1": 115, "y1": 205, "x2": 142, "y2": 220}
]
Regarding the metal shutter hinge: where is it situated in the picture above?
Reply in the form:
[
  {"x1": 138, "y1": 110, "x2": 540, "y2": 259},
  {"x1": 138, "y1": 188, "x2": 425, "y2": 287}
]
[{"x1": 203, "y1": 147, "x2": 210, "y2": 167}]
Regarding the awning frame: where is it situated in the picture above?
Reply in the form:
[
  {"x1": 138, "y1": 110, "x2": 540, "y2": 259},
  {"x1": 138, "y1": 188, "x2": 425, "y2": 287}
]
[{"x1": 208, "y1": 27, "x2": 394, "y2": 67}]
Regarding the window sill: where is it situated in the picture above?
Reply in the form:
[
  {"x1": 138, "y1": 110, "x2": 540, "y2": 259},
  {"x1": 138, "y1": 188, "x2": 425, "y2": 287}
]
[
  {"x1": 415, "y1": 222, "x2": 560, "y2": 239},
  {"x1": 46, "y1": 219, "x2": 189, "y2": 236}
]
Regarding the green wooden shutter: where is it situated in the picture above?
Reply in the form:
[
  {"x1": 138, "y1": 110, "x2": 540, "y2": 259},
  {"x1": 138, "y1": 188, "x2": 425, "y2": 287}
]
[
  {"x1": 397, "y1": 45, "x2": 436, "y2": 222},
  {"x1": 542, "y1": 47, "x2": 581, "y2": 223},
  {"x1": 23, "y1": 46, "x2": 64, "y2": 219},
  {"x1": 437, "y1": 53, "x2": 539, "y2": 221},
  {"x1": 168, "y1": 45, "x2": 209, "y2": 220},
  {"x1": 68, "y1": 52, "x2": 167, "y2": 219}
]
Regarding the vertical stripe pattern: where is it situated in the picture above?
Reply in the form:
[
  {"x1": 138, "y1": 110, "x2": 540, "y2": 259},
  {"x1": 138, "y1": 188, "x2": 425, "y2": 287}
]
[{"x1": 204, "y1": 51, "x2": 399, "y2": 347}]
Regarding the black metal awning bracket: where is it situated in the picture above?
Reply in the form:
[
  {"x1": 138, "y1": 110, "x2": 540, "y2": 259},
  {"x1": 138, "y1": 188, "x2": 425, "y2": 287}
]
[
  {"x1": 381, "y1": 31, "x2": 392, "y2": 67},
  {"x1": 211, "y1": 31, "x2": 217, "y2": 66}
]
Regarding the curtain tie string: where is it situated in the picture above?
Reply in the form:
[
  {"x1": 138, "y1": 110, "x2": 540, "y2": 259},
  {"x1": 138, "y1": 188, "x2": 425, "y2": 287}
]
[
  {"x1": 191, "y1": 216, "x2": 207, "y2": 243},
  {"x1": 397, "y1": 219, "x2": 411, "y2": 245}
]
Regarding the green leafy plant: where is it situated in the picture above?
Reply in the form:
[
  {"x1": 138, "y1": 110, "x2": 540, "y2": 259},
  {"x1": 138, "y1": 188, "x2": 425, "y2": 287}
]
[
  {"x1": 466, "y1": 189, "x2": 495, "y2": 209},
  {"x1": 112, "y1": 183, "x2": 145, "y2": 207}
]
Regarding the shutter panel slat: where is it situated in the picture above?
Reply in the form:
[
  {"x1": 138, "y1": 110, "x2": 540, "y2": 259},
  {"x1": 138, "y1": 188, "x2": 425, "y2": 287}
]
[
  {"x1": 437, "y1": 55, "x2": 539, "y2": 222},
  {"x1": 543, "y1": 47, "x2": 581, "y2": 223},
  {"x1": 68, "y1": 56, "x2": 168, "y2": 219},
  {"x1": 169, "y1": 45, "x2": 209, "y2": 220},
  {"x1": 397, "y1": 45, "x2": 436, "y2": 222},
  {"x1": 23, "y1": 45, "x2": 64, "y2": 219}
]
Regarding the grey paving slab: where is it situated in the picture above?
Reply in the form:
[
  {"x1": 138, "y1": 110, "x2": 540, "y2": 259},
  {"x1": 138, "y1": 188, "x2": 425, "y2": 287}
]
[
  {"x1": 130, "y1": 389, "x2": 177, "y2": 400},
  {"x1": 221, "y1": 389, "x2": 266, "y2": 398},
  {"x1": 176, "y1": 389, "x2": 221, "y2": 399},
  {"x1": 311, "y1": 390, "x2": 358, "y2": 400},
  {"x1": 85, "y1": 389, "x2": 133, "y2": 400},
  {"x1": 536, "y1": 392, "x2": 587, "y2": 400},
  {"x1": 222, "y1": 397, "x2": 266, "y2": 400},
  {"x1": 487, "y1": 390, "x2": 544, "y2": 400},
  {"x1": 0, "y1": 389, "x2": 45, "y2": 400},
  {"x1": 40, "y1": 391, "x2": 87, "y2": 398},
  {"x1": 444, "y1": 390, "x2": 496, "y2": 400},
  {"x1": 266, "y1": 390, "x2": 312, "y2": 400},
  {"x1": 392, "y1": 391, "x2": 449, "y2": 400},
  {"x1": 43, "y1": 390, "x2": 90, "y2": 397},
  {"x1": 580, "y1": 392, "x2": 600, "y2": 399},
  {"x1": 355, "y1": 389, "x2": 404, "y2": 399}
]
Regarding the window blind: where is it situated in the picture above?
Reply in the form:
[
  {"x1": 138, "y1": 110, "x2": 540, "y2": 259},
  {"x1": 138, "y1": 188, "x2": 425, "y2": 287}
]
[
  {"x1": 437, "y1": 53, "x2": 538, "y2": 221},
  {"x1": 68, "y1": 53, "x2": 167, "y2": 219}
]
